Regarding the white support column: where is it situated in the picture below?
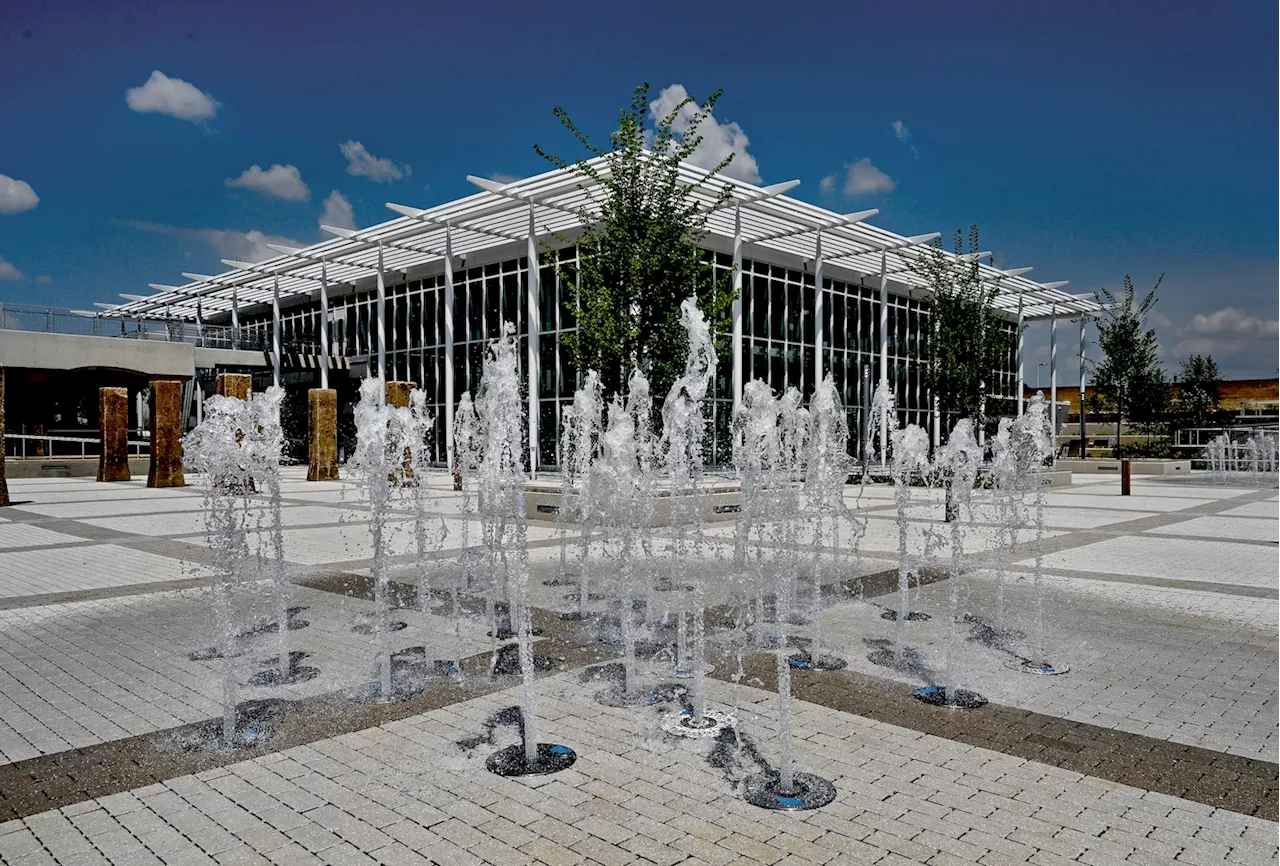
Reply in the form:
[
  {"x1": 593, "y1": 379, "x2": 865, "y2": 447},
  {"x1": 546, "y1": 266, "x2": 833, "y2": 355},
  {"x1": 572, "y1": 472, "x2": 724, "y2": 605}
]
[
  {"x1": 878, "y1": 252, "x2": 889, "y2": 463},
  {"x1": 376, "y1": 244, "x2": 387, "y2": 383},
  {"x1": 318, "y1": 264, "x2": 330, "y2": 391},
  {"x1": 730, "y1": 203, "x2": 744, "y2": 413},
  {"x1": 813, "y1": 228, "x2": 824, "y2": 384},
  {"x1": 271, "y1": 276, "x2": 282, "y2": 389},
  {"x1": 401, "y1": 277, "x2": 410, "y2": 382},
  {"x1": 1079, "y1": 314, "x2": 1087, "y2": 457},
  {"x1": 416, "y1": 282, "x2": 425, "y2": 390},
  {"x1": 1016, "y1": 291, "x2": 1025, "y2": 415},
  {"x1": 526, "y1": 204, "x2": 541, "y2": 477},
  {"x1": 931, "y1": 312, "x2": 940, "y2": 450},
  {"x1": 231, "y1": 289, "x2": 240, "y2": 350},
  {"x1": 1049, "y1": 304, "x2": 1058, "y2": 446},
  {"x1": 195, "y1": 301, "x2": 204, "y2": 349},
  {"x1": 444, "y1": 226, "x2": 456, "y2": 469}
]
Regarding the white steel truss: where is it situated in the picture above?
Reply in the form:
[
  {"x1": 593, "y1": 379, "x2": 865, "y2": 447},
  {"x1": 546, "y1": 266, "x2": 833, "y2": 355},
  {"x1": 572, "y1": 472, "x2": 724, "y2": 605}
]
[{"x1": 102, "y1": 154, "x2": 1098, "y2": 323}]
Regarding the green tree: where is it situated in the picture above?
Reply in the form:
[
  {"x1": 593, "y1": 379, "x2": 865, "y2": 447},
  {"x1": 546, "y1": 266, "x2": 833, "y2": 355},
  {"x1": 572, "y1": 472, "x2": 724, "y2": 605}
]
[
  {"x1": 534, "y1": 83, "x2": 736, "y2": 400},
  {"x1": 1176, "y1": 354, "x2": 1222, "y2": 429},
  {"x1": 909, "y1": 225, "x2": 1011, "y2": 436},
  {"x1": 1091, "y1": 275, "x2": 1168, "y2": 454},
  {"x1": 909, "y1": 226, "x2": 1011, "y2": 520}
]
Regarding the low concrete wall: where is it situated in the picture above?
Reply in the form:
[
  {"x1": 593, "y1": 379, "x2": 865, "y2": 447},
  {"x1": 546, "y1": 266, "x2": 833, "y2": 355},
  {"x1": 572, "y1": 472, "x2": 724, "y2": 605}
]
[
  {"x1": 1057, "y1": 458, "x2": 1192, "y2": 476},
  {"x1": 1042, "y1": 469, "x2": 1073, "y2": 487},
  {"x1": 195, "y1": 347, "x2": 270, "y2": 369},
  {"x1": 0, "y1": 330, "x2": 194, "y2": 377},
  {"x1": 8, "y1": 458, "x2": 150, "y2": 479},
  {"x1": 0, "y1": 331, "x2": 270, "y2": 378},
  {"x1": 525, "y1": 485, "x2": 742, "y2": 526}
]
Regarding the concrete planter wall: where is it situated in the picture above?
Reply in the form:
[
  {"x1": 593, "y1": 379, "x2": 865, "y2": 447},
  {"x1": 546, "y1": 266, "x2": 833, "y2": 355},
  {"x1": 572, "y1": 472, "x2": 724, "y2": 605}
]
[
  {"x1": 1056, "y1": 458, "x2": 1191, "y2": 476},
  {"x1": 8, "y1": 457, "x2": 151, "y2": 479},
  {"x1": 523, "y1": 482, "x2": 742, "y2": 526}
]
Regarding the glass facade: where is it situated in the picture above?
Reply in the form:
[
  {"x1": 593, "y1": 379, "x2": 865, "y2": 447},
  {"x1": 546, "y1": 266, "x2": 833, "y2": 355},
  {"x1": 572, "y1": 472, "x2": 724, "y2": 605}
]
[{"x1": 240, "y1": 243, "x2": 1016, "y2": 469}]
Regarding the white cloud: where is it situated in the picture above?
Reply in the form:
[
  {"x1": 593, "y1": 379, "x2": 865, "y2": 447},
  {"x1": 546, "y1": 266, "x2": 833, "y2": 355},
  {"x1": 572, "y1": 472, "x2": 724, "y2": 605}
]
[
  {"x1": 319, "y1": 190, "x2": 356, "y2": 231},
  {"x1": 892, "y1": 120, "x2": 918, "y2": 157},
  {"x1": 0, "y1": 175, "x2": 39, "y2": 214},
  {"x1": 197, "y1": 229, "x2": 304, "y2": 263},
  {"x1": 340, "y1": 141, "x2": 408, "y2": 182},
  {"x1": 0, "y1": 256, "x2": 22, "y2": 280},
  {"x1": 36, "y1": 274, "x2": 52, "y2": 284},
  {"x1": 826, "y1": 158, "x2": 896, "y2": 197},
  {"x1": 1173, "y1": 306, "x2": 1279, "y2": 362},
  {"x1": 648, "y1": 84, "x2": 762, "y2": 184},
  {"x1": 125, "y1": 70, "x2": 219, "y2": 122},
  {"x1": 225, "y1": 164, "x2": 309, "y2": 201},
  {"x1": 121, "y1": 220, "x2": 303, "y2": 263}
]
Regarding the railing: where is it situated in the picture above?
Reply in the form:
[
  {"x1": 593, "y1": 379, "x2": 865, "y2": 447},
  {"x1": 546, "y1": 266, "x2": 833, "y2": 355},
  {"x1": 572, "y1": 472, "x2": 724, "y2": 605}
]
[
  {"x1": 1174, "y1": 425, "x2": 1280, "y2": 449},
  {"x1": 0, "y1": 301, "x2": 196, "y2": 342},
  {"x1": 198, "y1": 326, "x2": 270, "y2": 351},
  {"x1": 0, "y1": 303, "x2": 338, "y2": 358},
  {"x1": 1, "y1": 304, "x2": 317, "y2": 356},
  {"x1": 4, "y1": 433, "x2": 150, "y2": 460}
]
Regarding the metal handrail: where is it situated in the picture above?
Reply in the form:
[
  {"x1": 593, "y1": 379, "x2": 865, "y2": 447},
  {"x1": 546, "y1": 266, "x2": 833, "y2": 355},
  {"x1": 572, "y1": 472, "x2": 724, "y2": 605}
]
[{"x1": 4, "y1": 433, "x2": 151, "y2": 460}]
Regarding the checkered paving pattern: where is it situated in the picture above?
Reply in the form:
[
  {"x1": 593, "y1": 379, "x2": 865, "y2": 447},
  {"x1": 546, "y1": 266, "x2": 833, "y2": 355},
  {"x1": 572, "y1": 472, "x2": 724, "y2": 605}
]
[
  {"x1": 0, "y1": 468, "x2": 1273, "y2": 864},
  {"x1": 0, "y1": 677, "x2": 1275, "y2": 866}
]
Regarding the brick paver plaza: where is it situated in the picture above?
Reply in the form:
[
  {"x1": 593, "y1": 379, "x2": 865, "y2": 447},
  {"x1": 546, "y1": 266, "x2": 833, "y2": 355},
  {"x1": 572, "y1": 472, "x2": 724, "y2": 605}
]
[{"x1": 0, "y1": 469, "x2": 1275, "y2": 865}]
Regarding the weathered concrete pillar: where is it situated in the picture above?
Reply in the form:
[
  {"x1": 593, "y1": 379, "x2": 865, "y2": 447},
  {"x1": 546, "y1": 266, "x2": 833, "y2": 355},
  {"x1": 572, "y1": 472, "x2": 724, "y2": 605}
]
[
  {"x1": 385, "y1": 381, "x2": 415, "y2": 485},
  {"x1": 30, "y1": 423, "x2": 46, "y2": 457},
  {"x1": 307, "y1": 389, "x2": 339, "y2": 481},
  {"x1": 147, "y1": 379, "x2": 185, "y2": 488},
  {"x1": 0, "y1": 369, "x2": 9, "y2": 507},
  {"x1": 215, "y1": 373, "x2": 251, "y2": 401},
  {"x1": 384, "y1": 380, "x2": 413, "y2": 409},
  {"x1": 211, "y1": 374, "x2": 253, "y2": 493},
  {"x1": 97, "y1": 387, "x2": 131, "y2": 482}
]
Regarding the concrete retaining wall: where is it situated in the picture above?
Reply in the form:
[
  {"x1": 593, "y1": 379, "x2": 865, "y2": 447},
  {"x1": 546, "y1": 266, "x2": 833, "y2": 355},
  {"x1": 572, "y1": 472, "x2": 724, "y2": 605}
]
[
  {"x1": 1057, "y1": 458, "x2": 1192, "y2": 476},
  {"x1": 7, "y1": 457, "x2": 150, "y2": 479},
  {"x1": 524, "y1": 487, "x2": 742, "y2": 525},
  {"x1": 0, "y1": 330, "x2": 193, "y2": 377}
]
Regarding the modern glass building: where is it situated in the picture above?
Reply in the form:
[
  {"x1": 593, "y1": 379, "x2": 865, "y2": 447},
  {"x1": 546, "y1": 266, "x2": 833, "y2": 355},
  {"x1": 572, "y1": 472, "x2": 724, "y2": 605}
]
[{"x1": 103, "y1": 156, "x2": 1097, "y2": 469}]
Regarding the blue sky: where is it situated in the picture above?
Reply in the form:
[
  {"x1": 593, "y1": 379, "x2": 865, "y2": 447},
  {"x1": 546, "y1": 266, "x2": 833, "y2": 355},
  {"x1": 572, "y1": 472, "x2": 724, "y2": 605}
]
[{"x1": 1, "y1": 0, "x2": 1276, "y2": 378}]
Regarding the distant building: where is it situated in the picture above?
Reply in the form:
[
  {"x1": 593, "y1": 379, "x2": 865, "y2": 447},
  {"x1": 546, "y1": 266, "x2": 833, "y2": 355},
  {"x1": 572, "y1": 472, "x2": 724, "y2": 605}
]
[
  {"x1": 5, "y1": 157, "x2": 1096, "y2": 471},
  {"x1": 1025, "y1": 379, "x2": 1280, "y2": 423}
]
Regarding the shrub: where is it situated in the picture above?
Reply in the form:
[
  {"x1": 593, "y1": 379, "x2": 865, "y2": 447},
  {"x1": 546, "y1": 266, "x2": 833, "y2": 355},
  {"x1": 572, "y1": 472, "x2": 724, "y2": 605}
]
[{"x1": 1115, "y1": 439, "x2": 1176, "y2": 459}]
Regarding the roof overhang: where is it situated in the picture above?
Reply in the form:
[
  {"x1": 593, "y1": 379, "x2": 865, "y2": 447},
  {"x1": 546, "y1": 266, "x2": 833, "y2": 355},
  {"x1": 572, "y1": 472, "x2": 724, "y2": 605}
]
[{"x1": 103, "y1": 153, "x2": 1099, "y2": 322}]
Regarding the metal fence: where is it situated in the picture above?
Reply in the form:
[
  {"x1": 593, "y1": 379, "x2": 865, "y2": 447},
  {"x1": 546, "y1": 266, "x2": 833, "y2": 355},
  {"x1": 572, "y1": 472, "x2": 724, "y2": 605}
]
[
  {"x1": 0, "y1": 302, "x2": 192, "y2": 342},
  {"x1": 3, "y1": 433, "x2": 150, "y2": 460},
  {"x1": 0, "y1": 304, "x2": 329, "y2": 355},
  {"x1": 1174, "y1": 424, "x2": 1280, "y2": 449}
]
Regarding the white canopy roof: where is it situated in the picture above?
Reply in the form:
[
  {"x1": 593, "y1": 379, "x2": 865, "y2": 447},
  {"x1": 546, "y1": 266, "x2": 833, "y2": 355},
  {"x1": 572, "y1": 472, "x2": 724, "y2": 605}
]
[{"x1": 103, "y1": 155, "x2": 1096, "y2": 323}]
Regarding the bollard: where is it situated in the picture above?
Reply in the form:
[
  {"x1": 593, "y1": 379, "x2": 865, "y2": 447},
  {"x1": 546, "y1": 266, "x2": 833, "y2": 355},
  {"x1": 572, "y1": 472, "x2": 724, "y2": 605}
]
[
  {"x1": 97, "y1": 387, "x2": 131, "y2": 482},
  {"x1": 147, "y1": 379, "x2": 186, "y2": 488},
  {"x1": 384, "y1": 381, "x2": 416, "y2": 485},
  {"x1": 215, "y1": 373, "x2": 251, "y2": 401},
  {"x1": 307, "y1": 388, "x2": 339, "y2": 481},
  {"x1": 1120, "y1": 457, "x2": 1131, "y2": 496}
]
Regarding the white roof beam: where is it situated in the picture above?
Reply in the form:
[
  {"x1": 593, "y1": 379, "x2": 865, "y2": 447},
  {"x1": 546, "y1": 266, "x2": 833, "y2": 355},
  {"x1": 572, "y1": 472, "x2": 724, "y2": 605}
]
[
  {"x1": 746, "y1": 208, "x2": 879, "y2": 244},
  {"x1": 466, "y1": 175, "x2": 602, "y2": 222},
  {"x1": 373, "y1": 207, "x2": 525, "y2": 244},
  {"x1": 263, "y1": 244, "x2": 381, "y2": 273},
  {"x1": 316, "y1": 227, "x2": 449, "y2": 261}
]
